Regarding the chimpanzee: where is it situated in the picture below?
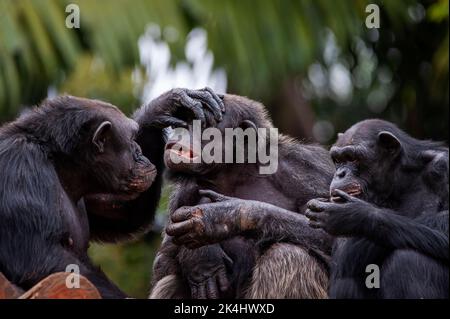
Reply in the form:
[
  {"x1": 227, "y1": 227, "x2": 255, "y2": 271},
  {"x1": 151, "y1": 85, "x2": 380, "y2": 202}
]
[
  {"x1": 153, "y1": 94, "x2": 335, "y2": 299},
  {"x1": 0, "y1": 96, "x2": 155, "y2": 298},
  {"x1": 305, "y1": 119, "x2": 449, "y2": 298},
  {"x1": 0, "y1": 89, "x2": 222, "y2": 299},
  {"x1": 84, "y1": 88, "x2": 224, "y2": 243},
  {"x1": 166, "y1": 119, "x2": 448, "y2": 299}
]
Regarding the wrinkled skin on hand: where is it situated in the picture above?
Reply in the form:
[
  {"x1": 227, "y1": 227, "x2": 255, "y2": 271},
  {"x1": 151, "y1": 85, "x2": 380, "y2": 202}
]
[
  {"x1": 305, "y1": 189, "x2": 377, "y2": 237},
  {"x1": 166, "y1": 190, "x2": 256, "y2": 249},
  {"x1": 134, "y1": 87, "x2": 225, "y2": 129},
  {"x1": 178, "y1": 244, "x2": 233, "y2": 299}
]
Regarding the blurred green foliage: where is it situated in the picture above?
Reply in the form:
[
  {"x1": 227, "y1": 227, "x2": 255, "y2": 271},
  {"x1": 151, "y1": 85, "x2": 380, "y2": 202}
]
[
  {"x1": 0, "y1": 0, "x2": 448, "y2": 297},
  {"x1": 88, "y1": 236, "x2": 163, "y2": 298}
]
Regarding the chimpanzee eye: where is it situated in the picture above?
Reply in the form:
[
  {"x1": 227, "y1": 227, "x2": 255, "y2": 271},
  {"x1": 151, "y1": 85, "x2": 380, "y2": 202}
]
[{"x1": 332, "y1": 157, "x2": 342, "y2": 165}]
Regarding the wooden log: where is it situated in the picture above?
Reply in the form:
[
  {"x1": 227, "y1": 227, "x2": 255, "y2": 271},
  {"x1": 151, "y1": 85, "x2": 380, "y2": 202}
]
[{"x1": 18, "y1": 272, "x2": 101, "y2": 299}]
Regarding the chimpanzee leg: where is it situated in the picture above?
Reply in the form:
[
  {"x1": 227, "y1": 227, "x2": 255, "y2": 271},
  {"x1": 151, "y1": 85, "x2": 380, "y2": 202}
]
[{"x1": 245, "y1": 243, "x2": 328, "y2": 298}]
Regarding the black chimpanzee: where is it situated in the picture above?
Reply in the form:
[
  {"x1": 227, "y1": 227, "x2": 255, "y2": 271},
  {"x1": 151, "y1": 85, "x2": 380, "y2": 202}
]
[
  {"x1": 305, "y1": 119, "x2": 448, "y2": 298},
  {"x1": 156, "y1": 94, "x2": 334, "y2": 299},
  {"x1": 0, "y1": 89, "x2": 223, "y2": 299},
  {"x1": 0, "y1": 96, "x2": 155, "y2": 298},
  {"x1": 166, "y1": 119, "x2": 448, "y2": 299}
]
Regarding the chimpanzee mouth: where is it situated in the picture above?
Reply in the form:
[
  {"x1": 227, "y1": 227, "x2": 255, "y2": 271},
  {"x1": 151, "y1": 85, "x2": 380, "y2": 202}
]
[
  {"x1": 330, "y1": 185, "x2": 362, "y2": 202},
  {"x1": 117, "y1": 168, "x2": 157, "y2": 200},
  {"x1": 165, "y1": 142, "x2": 199, "y2": 160}
]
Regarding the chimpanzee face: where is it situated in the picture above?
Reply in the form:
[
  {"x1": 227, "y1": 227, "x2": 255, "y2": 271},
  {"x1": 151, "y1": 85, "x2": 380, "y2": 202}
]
[
  {"x1": 163, "y1": 107, "x2": 258, "y2": 176},
  {"x1": 163, "y1": 121, "x2": 229, "y2": 175},
  {"x1": 164, "y1": 124, "x2": 204, "y2": 174},
  {"x1": 329, "y1": 120, "x2": 402, "y2": 203},
  {"x1": 89, "y1": 105, "x2": 156, "y2": 199}
]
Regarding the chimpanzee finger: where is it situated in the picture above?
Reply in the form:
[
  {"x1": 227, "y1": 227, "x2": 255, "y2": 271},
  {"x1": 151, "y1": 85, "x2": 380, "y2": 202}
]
[
  {"x1": 202, "y1": 87, "x2": 225, "y2": 113},
  {"x1": 316, "y1": 197, "x2": 331, "y2": 202},
  {"x1": 171, "y1": 206, "x2": 194, "y2": 222},
  {"x1": 222, "y1": 252, "x2": 234, "y2": 270},
  {"x1": 307, "y1": 199, "x2": 330, "y2": 212},
  {"x1": 217, "y1": 269, "x2": 230, "y2": 292},
  {"x1": 166, "y1": 219, "x2": 195, "y2": 237},
  {"x1": 309, "y1": 220, "x2": 325, "y2": 229},
  {"x1": 335, "y1": 189, "x2": 355, "y2": 202},
  {"x1": 179, "y1": 92, "x2": 206, "y2": 127},
  {"x1": 203, "y1": 109, "x2": 218, "y2": 128},
  {"x1": 206, "y1": 277, "x2": 219, "y2": 299},
  {"x1": 154, "y1": 115, "x2": 188, "y2": 129},
  {"x1": 197, "y1": 284, "x2": 207, "y2": 299},
  {"x1": 199, "y1": 189, "x2": 231, "y2": 202},
  {"x1": 188, "y1": 89, "x2": 223, "y2": 121},
  {"x1": 305, "y1": 209, "x2": 318, "y2": 221}
]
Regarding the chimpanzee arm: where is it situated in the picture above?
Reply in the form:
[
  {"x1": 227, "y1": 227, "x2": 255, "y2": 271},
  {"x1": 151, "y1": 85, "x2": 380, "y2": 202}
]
[
  {"x1": 359, "y1": 209, "x2": 449, "y2": 261},
  {"x1": 306, "y1": 191, "x2": 449, "y2": 261},
  {"x1": 154, "y1": 182, "x2": 232, "y2": 299},
  {"x1": 167, "y1": 190, "x2": 333, "y2": 256}
]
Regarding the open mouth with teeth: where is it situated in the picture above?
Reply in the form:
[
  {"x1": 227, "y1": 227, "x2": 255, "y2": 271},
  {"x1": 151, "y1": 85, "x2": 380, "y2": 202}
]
[
  {"x1": 165, "y1": 142, "x2": 199, "y2": 161},
  {"x1": 330, "y1": 184, "x2": 362, "y2": 202}
]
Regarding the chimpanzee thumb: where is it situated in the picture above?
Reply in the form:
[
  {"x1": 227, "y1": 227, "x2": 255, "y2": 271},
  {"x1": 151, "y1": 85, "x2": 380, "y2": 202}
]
[{"x1": 198, "y1": 189, "x2": 231, "y2": 202}]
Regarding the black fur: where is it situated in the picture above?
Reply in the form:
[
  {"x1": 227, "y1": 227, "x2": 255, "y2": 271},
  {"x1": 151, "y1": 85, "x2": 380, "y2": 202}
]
[
  {"x1": 0, "y1": 96, "x2": 156, "y2": 298},
  {"x1": 306, "y1": 119, "x2": 449, "y2": 298}
]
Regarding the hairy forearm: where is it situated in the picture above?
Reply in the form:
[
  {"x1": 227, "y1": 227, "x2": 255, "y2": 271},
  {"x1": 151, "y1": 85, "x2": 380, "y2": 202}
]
[
  {"x1": 239, "y1": 202, "x2": 333, "y2": 254},
  {"x1": 363, "y1": 209, "x2": 449, "y2": 260}
]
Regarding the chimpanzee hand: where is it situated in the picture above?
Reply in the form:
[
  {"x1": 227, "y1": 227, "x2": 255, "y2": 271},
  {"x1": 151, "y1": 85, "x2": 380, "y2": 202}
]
[
  {"x1": 178, "y1": 245, "x2": 232, "y2": 299},
  {"x1": 166, "y1": 190, "x2": 254, "y2": 249},
  {"x1": 305, "y1": 190, "x2": 377, "y2": 237},
  {"x1": 136, "y1": 87, "x2": 225, "y2": 129}
]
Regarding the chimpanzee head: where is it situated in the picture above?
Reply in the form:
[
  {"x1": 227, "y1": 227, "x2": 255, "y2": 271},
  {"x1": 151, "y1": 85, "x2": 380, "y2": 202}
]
[
  {"x1": 328, "y1": 119, "x2": 435, "y2": 205},
  {"x1": 163, "y1": 94, "x2": 273, "y2": 175},
  {"x1": 34, "y1": 96, "x2": 156, "y2": 199}
]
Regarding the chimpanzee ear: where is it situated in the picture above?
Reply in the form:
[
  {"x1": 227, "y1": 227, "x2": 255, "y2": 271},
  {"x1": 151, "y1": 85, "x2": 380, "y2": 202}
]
[
  {"x1": 92, "y1": 121, "x2": 112, "y2": 153},
  {"x1": 240, "y1": 120, "x2": 258, "y2": 132},
  {"x1": 377, "y1": 131, "x2": 401, "y2": 151}
]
